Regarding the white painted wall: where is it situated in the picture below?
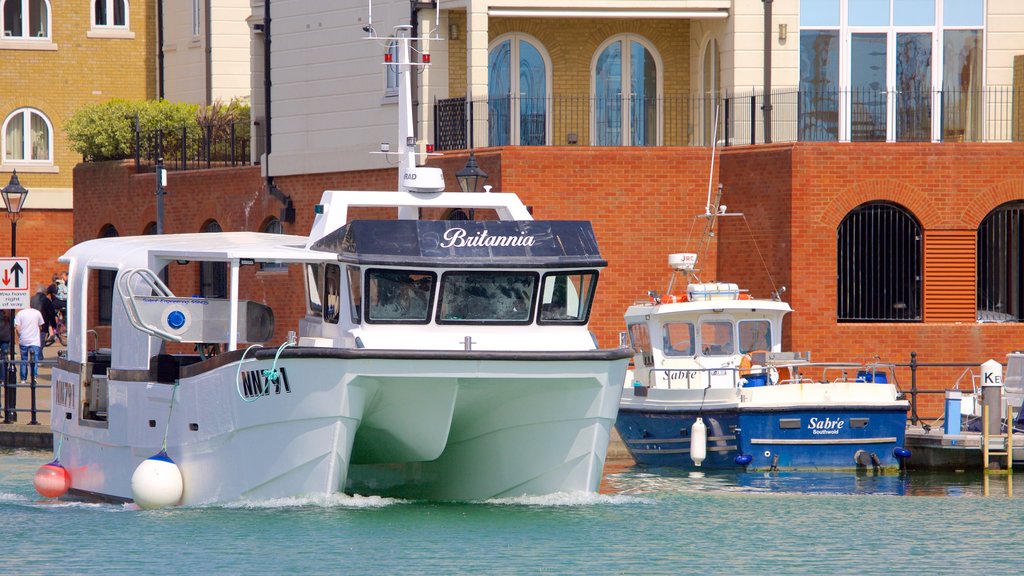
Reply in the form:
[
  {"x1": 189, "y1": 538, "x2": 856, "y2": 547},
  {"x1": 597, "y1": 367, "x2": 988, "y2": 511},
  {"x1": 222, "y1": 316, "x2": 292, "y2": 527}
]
[
  {"x1": 262, "y1": 0, "x2": 413, "y2": 177},
  {"x1": 988, "y1": 0, "x2": 1024, "y2": 86},
  {"x1": 163, "y1": 0, "x2": 252, "y2": 104},
  {"x1": 210, "y1": 2, "x2": 254, "y2": 102},
  {"x1": 163, "y1": 0, "x2": 207, "y2": 103}
]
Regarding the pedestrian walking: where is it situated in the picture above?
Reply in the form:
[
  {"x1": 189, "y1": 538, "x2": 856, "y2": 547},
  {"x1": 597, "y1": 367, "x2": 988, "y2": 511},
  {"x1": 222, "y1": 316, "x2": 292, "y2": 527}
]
[
  {"x1": 14, "y1": 305, "x2": 44, "y2": 384},
  {"x1": 31, "y1": 285, "x2": 58, "y2": 353}
]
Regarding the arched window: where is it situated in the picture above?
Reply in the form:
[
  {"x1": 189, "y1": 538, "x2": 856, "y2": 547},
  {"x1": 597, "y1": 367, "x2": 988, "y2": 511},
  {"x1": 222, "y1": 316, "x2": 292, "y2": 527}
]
[
  {"x1": 446, "y1": 208, "x2": 471, "y2": 221},
  {"x1": 2, "y1": 108, "x2": 51, "y2": 163},
  {"x1": 592, "y1": 34, "x2": 661, "y2": 146},
  {"x1": 97, "y1": 225, "x2": 119, "y2": 325},
  {"x1": 489, "y1": 34, "x2": 549, "y2": 146},
  {"x1": 93, "y1": 0, "x2": 127, "y2": 27},
  {"x1": 700, "y1": 37, "x2": 721, "y2": 146},
  {"x1": 199, "y1": 221, "x2": 227, "y2": 298},
  {"x1": 1, "y1": 0, "x2": 50, "y2": 39},
  {"x1": 837, "y1": 202, "x2": 922, "y2": 321},
  {"x1": 260, "y1": 217, "x2": 287, "y2": 272},
  {"x1": 977, "y1": 201, "x2": 1024, "y2": 322}
]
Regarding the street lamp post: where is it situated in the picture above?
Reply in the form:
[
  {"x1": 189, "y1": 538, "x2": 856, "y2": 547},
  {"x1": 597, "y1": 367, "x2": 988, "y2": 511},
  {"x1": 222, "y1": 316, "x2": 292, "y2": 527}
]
[
  {"x1": 455, "y1": 152, "x2": 488, "y2": 194},
  {"x1": 1, "y1": 170, "x2": 28, "y2": 424},
  {"x1": 456, "y1": 153, "x2": 489, "y2": 220}
]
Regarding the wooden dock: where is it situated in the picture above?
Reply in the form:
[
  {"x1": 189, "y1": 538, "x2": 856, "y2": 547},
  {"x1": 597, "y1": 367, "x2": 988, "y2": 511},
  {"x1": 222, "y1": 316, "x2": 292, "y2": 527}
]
[{"x1": 904, "y1": 425, "x2": 1021, "y2": 470}]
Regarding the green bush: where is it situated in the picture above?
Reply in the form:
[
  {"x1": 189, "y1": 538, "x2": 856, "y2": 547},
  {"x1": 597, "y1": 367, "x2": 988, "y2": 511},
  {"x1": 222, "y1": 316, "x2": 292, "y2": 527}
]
[{"x1": 65, "y1": 99, "x2": 251, "y2": 162}]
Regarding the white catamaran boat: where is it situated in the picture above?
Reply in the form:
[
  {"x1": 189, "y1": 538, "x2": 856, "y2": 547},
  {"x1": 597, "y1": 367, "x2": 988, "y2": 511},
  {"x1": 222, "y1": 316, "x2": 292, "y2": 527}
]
[
  {"x1": 40, "y1": 27, "x2": 630, "y2": 507},
  {"x1": 615, "y1": 187, "x2": 911, "y2": 472}
]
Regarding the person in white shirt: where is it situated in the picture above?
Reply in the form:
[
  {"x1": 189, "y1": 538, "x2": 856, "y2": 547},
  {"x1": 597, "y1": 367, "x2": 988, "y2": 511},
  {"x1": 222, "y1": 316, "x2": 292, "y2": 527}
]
[{"x1": 14, "y1": 306, "x2": 44, "y2": 383}]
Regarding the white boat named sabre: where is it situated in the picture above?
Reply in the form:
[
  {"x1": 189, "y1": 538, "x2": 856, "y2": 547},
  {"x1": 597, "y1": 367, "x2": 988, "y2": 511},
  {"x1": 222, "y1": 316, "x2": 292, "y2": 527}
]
[
  {"x1": 615, "y1": 186, "x2": 911, "y2": 472},
  {"x1": 40, "y1": 26, "x2": 630, "y2": 507}
]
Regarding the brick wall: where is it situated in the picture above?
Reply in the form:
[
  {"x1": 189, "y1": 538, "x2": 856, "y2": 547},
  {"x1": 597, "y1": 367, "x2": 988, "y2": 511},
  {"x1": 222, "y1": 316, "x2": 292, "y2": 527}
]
[
  {"x1": 0, "y1": 209, "x2": 74, "y2": 294},
  {"x1": 723, "y1": 142, "x2": 1024, "y2": 417}
]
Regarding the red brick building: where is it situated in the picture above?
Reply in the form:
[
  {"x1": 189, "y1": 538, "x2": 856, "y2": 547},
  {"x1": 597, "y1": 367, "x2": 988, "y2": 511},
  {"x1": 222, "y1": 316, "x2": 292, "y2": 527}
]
[{"x1": 72, "y1": 141, "x2": 1024, "y2": 418}]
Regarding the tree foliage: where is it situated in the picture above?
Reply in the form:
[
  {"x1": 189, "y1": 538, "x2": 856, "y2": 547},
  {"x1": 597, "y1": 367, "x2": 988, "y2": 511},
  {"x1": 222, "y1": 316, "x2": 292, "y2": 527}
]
[{"x1": 64, "y1": 99, "x2": 250, "y2": 162}]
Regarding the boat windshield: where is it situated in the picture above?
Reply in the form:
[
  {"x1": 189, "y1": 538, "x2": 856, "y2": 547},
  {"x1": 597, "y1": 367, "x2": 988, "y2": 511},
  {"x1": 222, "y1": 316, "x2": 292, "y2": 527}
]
[
  {"x1": 700, "y1": 321, "x2": 735, "y2": 356},
  {"x1": 738, "y1": 319, "x2": 772, "y2": 353},
  {"x1": 663, "y1": 322, "x2": 695, "y2": 356},
  {"x1": 537, "y1": 271, "x2": 597, "y2": 324},
  {"x1": 437, "y1": 271, "x2": 537, "y2": 324},
  {"x1": 366, "y1": 268, "x2": 436, "y2": 323}
]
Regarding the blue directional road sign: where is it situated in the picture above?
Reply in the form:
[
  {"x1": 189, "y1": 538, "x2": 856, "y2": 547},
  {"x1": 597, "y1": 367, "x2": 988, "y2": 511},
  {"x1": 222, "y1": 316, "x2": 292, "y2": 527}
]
[{"x1": 0, "y1": 258, "x2": 30, "y2": 309}]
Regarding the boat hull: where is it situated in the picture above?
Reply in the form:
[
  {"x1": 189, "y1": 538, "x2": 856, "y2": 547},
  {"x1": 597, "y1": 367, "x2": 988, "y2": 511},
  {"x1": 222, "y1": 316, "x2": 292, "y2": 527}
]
[
  {"x1": 51, "y1": 348, "x2": 629, "y2": 505},
  {"x1": 736, "y1": 405, "x2": 909, "y2": 470},
  {"x1": 615, "y1": 387, "x2": 909, "y2": 471}
]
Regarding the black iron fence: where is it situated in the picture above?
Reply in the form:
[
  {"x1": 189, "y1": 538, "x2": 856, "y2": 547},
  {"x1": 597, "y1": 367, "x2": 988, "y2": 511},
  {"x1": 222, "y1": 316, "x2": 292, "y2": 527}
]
[
  {"x1": 132, "y1": 120, "x2": 253, "y2": 173},
  {"x1": 2, "y1": 356, "x2": 53, "y2": 426},
  {"x1": 435, "y1": 86, "x2": 1024, "y2": 150}
]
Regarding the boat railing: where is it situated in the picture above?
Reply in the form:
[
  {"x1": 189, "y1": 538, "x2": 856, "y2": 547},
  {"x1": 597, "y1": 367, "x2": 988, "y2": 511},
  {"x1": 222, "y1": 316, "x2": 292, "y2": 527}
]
[{"x1": 116, "y1": 268, "x2": 185, "y2": 342}]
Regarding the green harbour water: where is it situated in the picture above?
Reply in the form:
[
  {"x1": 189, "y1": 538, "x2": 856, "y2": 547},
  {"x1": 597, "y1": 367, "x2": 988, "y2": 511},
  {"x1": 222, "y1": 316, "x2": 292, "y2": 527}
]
[{"x1": 2, "y1": 449, "x2": 1022, "y2": 575}]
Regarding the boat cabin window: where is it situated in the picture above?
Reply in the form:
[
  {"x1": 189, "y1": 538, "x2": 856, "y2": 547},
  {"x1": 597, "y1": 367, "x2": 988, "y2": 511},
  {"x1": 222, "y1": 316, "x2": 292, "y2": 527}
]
[
  {"x1": 662, "y1": 322, "x2": 695, "y2": 356},
  {"x1": 700, "y1": 320, "x2": 735, "y2": 356},
  {"x1": 738, "y1": 319, "x2": 772, "y2": 353},
  {"x1": 538, "y1": 271, "x2": 597, "y2": 324},
  {"x1": 95, "y1": 267, "x2": 116, "y2": 325},
  {"x1": 324, "y1": 264, "x2": 342, "y2": 324},
  {"x1": 366, "y1": 268, "x2": 436, "y2": 323},
  {"x1": 437, "y1": 271, "x2": 536, "y2": 324},
  {"x1": 347, "y1": 266, "x2": 362, "y2": 323},
  {"x1": 306, "y1": 264, "x2": 324, "y2": 316},
  {"x1": 628, "y1": 323, "x2": 654, "y2": 367}
]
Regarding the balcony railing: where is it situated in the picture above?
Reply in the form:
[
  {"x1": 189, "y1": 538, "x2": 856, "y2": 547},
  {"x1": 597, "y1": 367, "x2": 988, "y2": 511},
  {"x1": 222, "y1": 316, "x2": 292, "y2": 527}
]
[
  {"x1": 434, "y1": 86, "x2": 1024, "y2": 150},
  {"x1": 132, "y1": 121, "x2": 253, "y2": 173}
]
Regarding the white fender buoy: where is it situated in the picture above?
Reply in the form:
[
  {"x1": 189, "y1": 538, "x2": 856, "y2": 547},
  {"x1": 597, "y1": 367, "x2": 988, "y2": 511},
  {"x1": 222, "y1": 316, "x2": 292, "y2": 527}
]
[
  {"x1": 131, "y1": 451, "x2": 184, "y2": 509},
  {"x1": 34, "y1": 460, "x2": 72, "y2": 498},
  {"x1": 690, "y1": 417, "x2": 707, "y2": 467}
]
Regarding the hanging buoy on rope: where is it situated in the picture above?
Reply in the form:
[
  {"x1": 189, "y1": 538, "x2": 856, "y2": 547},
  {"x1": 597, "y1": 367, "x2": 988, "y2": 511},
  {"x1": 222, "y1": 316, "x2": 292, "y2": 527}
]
[
  {"x1": 34, "y1": 460, "x2": 72, "y2": 498},
  {"x1": 690, "y1": 417, "x2": 707, "y2": 467},
  {"x1": 131, "y1": 450, "x2": 183, "y2": 509}
]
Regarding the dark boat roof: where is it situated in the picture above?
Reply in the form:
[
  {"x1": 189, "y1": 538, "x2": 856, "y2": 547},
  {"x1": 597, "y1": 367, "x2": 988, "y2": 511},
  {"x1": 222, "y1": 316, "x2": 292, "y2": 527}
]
[{"x1": 310, "y1": 220, "x2": 608, "y2": 268}]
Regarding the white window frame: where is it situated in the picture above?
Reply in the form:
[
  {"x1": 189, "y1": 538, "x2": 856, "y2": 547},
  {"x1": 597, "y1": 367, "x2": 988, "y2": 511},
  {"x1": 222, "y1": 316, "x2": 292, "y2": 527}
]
[
  {"x1": 488, "y1": 32, "x2": 553, "y2": 146},
  {"x1": 800, "y1": 0, "x2": 985, "y2": 142},
  {"x1": 192, "y1": 0, "x2": 201, "y2": 37},
  {"x1": 589, "y1": 33, "x2": 664, "y2": 146},
  {"x1": 0, "y1": 0, "x2": 52, "y2": 44},
  {"x1": 88, "y1": 0, "x2": 134, "y2": 39},
  {"x1": 2, "y1": 107, "x2": 54, "y2": 168}
]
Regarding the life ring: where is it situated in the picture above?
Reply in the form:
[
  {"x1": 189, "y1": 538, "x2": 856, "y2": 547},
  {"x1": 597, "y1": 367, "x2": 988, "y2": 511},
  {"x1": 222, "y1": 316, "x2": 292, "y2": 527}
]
[
  {"x1": 738, "y1": 353, "x2": 753, "y2": 376},
  {"x1": 661, "y1": 294, "x2": 688, "y2": 304}
]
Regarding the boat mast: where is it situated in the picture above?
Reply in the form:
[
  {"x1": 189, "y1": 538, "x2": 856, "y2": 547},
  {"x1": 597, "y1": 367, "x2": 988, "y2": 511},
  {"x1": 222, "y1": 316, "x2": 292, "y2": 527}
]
[
  {"x1": 667, "y1": 107, "x2": 721, "y2": 294},
  {"x1": 397, "y1": 24, "x2": 415, "y2": 197}
]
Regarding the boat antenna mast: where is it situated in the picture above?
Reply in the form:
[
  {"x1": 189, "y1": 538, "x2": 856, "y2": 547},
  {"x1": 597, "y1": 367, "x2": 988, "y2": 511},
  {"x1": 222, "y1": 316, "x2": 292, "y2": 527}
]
[
  {"x1": 666, "y1": 106, "x2": 722, "y2": 296},
  {"x1": 370, "y1": 18, "x2": 445, "y2": 217}
]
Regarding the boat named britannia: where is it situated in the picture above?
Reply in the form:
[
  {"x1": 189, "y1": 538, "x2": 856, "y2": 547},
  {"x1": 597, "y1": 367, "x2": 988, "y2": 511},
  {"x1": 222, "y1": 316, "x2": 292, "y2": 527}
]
[{"x1": 38, "y1": 26, "x2": 631, "y2": 507}]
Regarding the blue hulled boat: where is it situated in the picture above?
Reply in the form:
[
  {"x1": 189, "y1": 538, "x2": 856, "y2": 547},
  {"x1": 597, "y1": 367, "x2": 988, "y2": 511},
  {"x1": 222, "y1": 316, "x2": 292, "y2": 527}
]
[{"x1": 615, "y1": 191, "x2": 911, "y2": 472}]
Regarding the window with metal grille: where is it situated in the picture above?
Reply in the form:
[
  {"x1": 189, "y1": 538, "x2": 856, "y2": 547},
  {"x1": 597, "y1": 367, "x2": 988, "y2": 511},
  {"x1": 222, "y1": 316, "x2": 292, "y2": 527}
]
[
  {"x1": 977, "y1": 201, "x2": 1024, "y2": 323},
  {"x1": 837, "y1": 201, "x2": 921, "y2": 322}
]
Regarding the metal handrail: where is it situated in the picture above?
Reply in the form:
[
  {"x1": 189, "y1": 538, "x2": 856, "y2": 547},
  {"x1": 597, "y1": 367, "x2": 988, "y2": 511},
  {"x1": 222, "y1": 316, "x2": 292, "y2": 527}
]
[{"x1": 115, "y1": 268, "x2": 183, "y2": 342}]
